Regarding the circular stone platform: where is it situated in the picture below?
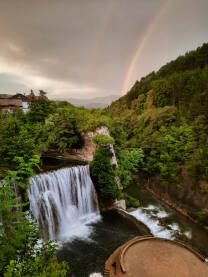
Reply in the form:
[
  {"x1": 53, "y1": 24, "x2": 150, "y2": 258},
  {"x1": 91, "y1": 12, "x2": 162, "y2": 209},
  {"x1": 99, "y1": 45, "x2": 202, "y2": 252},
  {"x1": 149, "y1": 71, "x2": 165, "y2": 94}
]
[{"x1": 104, "y1": 236, "x2": 208, "y2": 277}]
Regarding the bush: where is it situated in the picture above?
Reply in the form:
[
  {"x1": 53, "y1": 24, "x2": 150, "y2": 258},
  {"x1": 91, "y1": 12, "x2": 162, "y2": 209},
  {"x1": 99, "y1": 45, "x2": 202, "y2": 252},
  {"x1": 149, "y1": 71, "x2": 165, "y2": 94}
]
[
  {"x1": 124, "y1": 194, "x2": 139, "y2": 208},
  {"x1": 4, "y1": 245, "x2": 69, "y2": 277},
  {"x1": 92, "y1": 134, "x2": 114, "y2": 146}
]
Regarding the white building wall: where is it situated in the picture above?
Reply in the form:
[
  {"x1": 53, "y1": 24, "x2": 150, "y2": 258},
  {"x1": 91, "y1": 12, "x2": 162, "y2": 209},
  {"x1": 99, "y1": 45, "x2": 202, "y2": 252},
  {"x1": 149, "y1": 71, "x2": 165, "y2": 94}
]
[{"x1": 22, "y1": 101, "x2": 29, "y2": 112}]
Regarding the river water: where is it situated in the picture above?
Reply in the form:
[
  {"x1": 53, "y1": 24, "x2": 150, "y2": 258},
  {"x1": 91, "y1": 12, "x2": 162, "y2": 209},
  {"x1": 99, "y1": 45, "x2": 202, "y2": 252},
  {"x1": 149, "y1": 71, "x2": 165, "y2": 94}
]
[
  {"x1": 30, "y1": 161, "x2": 208, "y2": 276},
  {"x1": 57, "y1": 177, "x2": 208, "y2": 276},
  {"x1": 126, "y1": 180, "x2": 208, "y2": 258},
  {"x1": 57, "y1": 209, "x2": 150, "y2": 277},
  {"x1": 29, "y1": 165, "x2": 150, "y2": 277}
]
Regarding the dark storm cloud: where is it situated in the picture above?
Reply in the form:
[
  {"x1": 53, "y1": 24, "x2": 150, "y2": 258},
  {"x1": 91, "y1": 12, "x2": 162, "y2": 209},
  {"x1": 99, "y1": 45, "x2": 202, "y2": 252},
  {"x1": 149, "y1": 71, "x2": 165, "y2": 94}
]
[{"x1": 0, "y1": 0, "x2": 207, "y2": 98}]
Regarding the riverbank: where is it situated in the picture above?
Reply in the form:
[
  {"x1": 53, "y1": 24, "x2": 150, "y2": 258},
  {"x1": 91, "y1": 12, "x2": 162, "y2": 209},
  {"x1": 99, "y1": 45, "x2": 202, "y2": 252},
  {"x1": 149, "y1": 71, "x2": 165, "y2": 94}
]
[
  {"x1": 133, "y1": 173, "x2": 208, "y2": 233},
  {"x1": 125, "y1": 177, "x2": 208, "y2": 257}
]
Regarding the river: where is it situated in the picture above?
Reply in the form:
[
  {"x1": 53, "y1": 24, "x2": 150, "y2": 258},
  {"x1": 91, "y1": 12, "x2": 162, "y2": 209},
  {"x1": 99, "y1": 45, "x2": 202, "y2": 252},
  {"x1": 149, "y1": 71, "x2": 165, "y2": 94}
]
[
  {"x1": 126, "y1": 179, "x2": 208, "y2": 258},
  {"x1": 57, "y1": 172, "x2": 208, "y2": 276},
  {"x1": 32, "y1": 159, "x2": 208, "y2": 276}
]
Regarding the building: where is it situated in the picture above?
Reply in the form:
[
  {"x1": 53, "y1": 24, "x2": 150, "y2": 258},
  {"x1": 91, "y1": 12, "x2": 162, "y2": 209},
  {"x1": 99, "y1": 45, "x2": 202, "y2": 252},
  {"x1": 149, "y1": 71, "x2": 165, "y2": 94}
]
[
  {"x1": 0, "y1": 93, "x2": 29, "y2": 113},
  {"x1": 10, "y1": 94, "x2": 29, "y2": 112}
]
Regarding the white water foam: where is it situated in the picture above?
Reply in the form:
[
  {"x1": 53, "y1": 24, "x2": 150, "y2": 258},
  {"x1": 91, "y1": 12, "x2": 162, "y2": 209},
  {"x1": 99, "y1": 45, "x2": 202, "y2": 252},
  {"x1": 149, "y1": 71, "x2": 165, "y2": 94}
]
[
  {"x1": 130, "y1": 207, "x2": 172, "y2": 239},
  {"x1": 28, "y1": 165, "x2": 101, "y2": 241},
  {"x1": 129, "y1": 204, "x2": 192, "y2": 240}
]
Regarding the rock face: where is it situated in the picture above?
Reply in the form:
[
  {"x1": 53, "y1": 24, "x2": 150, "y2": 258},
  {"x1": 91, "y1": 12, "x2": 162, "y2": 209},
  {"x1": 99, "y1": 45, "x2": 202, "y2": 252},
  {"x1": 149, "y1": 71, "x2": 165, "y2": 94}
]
[
  {"x1": 71, "y1": 126, "x2": 118, "y2": 167},
  {"x1": 72, "y1": 126, "x2": 126, "y2": 209},
  {"x1": 114, "y1": 200, "x2": 126, "y2": 210}
]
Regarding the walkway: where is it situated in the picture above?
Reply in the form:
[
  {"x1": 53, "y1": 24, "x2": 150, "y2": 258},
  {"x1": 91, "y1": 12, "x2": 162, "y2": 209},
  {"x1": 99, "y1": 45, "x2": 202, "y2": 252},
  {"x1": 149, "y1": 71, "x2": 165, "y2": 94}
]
[{"x1": 104, "y1": 236, "x2": 208, "y2": 277}]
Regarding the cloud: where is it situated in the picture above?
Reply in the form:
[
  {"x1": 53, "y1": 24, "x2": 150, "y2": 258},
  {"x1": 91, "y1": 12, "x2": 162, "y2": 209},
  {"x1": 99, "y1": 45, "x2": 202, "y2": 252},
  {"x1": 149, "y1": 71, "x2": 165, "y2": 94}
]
[
  {"x1": 0, "y1": 73, "x2": 27, "y2": 93},
  {"x1": 0, "y1": 0, "x2": 207, "y2": 98}
]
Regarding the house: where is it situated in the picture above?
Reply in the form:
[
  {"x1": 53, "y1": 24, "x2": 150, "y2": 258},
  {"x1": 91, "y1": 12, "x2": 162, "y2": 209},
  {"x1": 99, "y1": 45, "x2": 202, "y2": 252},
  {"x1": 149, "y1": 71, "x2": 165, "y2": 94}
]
[
  {"x1": 0, "y1": 93, "x2": 29, "y2": 112},
  {"x1": 10, "y1": 93, "x2": 29, "y2": 112}
]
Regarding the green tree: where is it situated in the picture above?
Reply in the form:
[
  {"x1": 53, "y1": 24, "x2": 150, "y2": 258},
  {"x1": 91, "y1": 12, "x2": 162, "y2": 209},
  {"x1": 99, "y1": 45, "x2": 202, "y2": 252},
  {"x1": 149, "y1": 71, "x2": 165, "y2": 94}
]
[
  {"x1": 28, "y1": 90, "x2": 56, "y2": 123},
  {"x1": 117, "y1": 149, "x2": 144, "y2": 188},
  {"x1": 45, "y1": 109, "x2": 83, "y2": 152},
  {"x1": 90, "y1": 146, "x2": 118, "y2": 206},
  {"x1": 110, "y1": 118, "x2": 127, "y2": 149},
  {"x1": 0, "y1": 115, "x2": 36, "y2": 165},
  {"x1": 152, "y1": 79, "x2": 171, "y2": 107}
]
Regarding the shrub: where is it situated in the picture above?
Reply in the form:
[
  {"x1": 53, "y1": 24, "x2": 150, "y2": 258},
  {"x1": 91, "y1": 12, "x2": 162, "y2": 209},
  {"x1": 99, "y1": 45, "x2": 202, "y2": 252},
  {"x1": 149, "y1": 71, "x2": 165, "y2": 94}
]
[
  {"x1": 124, "y1": 194, "x2": 139, "y2": 208},
  {"x1": 92, "y1": 134, "x2": 114, "y2": 146}
]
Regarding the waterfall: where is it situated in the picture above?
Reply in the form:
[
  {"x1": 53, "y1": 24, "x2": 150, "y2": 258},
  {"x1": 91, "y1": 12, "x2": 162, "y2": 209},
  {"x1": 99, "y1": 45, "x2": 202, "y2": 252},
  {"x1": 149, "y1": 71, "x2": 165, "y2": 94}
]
[{"x1": 28, "y1": 165, "x2": 100, "y2": 241}]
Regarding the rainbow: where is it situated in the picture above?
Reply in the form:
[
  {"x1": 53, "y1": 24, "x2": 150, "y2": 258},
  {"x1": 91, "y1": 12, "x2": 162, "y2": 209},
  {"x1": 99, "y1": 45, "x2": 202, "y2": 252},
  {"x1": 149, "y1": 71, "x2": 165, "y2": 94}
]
[
  {"x1": 87, "y1": 3, "x2": 115, "y2": 86},
  {"x1": 120, "y1": 0, "x2": 169, "y2": 96}
]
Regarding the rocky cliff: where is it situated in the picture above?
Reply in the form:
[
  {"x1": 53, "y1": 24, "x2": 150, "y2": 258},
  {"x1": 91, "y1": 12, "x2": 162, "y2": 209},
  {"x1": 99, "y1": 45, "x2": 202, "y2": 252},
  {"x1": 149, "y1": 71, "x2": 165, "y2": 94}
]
[{"x1": 71, "y1": 126, "x2": 118, "y2": 167}]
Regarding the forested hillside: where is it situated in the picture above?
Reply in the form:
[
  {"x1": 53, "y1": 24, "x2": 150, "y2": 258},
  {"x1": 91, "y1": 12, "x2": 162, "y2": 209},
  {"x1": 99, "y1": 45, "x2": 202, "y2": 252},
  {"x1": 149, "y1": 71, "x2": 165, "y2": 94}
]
[{"x1": 108, "y1": 43, "x2": 208, "y2": 225}]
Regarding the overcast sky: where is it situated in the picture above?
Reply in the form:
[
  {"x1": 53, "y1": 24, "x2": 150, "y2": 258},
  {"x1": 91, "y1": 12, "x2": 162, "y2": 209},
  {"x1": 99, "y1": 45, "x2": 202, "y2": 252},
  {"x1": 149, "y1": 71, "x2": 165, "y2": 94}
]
[{"x1": 0, "y1": 0, "x2": 207, "y2": 99}]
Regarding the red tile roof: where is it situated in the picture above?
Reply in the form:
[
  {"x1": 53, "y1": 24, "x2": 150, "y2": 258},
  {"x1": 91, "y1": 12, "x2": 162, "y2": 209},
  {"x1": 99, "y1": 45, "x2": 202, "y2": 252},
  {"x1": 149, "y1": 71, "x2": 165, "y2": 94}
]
[
  {"x1": 0, "y1": 99, "x2": 22, "y2": 107},
  {"x1": 26, "y1": 93, "x2": 39, "y2": 100}
]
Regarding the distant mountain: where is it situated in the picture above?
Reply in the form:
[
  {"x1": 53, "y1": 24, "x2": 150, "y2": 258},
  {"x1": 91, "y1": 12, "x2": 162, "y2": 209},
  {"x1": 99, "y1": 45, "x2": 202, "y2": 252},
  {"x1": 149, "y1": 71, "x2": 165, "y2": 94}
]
[{"x1": 67, "y1": 95, "x2": 119, "y2": 109}]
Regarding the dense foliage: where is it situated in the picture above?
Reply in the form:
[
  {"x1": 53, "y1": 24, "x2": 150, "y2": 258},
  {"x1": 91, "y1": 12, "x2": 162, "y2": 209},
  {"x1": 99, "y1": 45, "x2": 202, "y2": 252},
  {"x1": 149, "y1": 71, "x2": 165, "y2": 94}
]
[
  {"x1": 117, "y1": 149, "x2": 144, "y2": 188},
  {"x1": 92, "y1": 134, "x2": 114, "y2": 146},
  {"x1": 90, "y1": 145, "x2": 118, "y2": 207},
  {"x1": 45, "y1": 109, "x2": 83, "y2": 152},
  {"x1": 108, "y1": 42, "x2": 208, "y2": 224},
  {"x1": 27, "y1": 90, "x2": 57, "y2": 123}
]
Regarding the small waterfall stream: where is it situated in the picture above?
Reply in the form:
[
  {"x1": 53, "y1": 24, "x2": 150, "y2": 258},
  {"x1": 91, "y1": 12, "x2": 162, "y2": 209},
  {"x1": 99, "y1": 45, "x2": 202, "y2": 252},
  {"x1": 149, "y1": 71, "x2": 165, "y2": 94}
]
[{"x1": 28, "y1": 165, "x2": 100, "y2": 241}]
